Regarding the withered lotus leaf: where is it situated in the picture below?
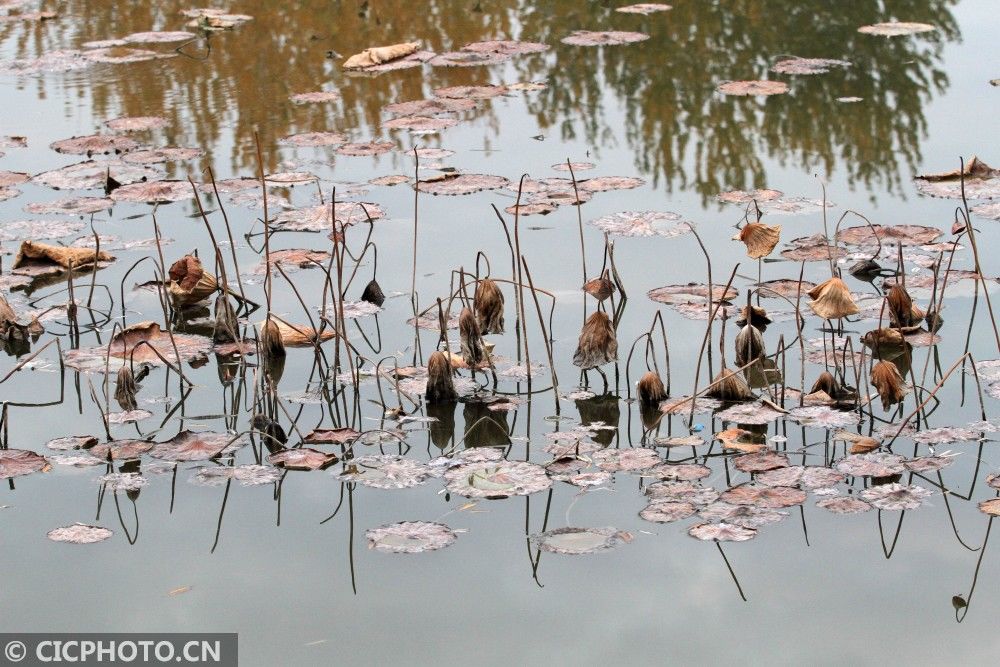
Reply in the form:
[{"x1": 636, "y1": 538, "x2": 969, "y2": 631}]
[
  {"x1": 911, "y1": 426, "x2": 979, "y2": 445},
  {"x1": 343, "y1": 42, "x2": 420, "y2": 69},
  {"x1": 0, "y1": 449, "x2": 49, "y2": 478},
  {"x1": 836, "y1": 224, "x2": 942, "y2": 247},
  {"x1": 770, "y1": 57, "x2": 849, "y2": 75},
  {"x1": 50, "y1": 134, "x2": 139, "y2": 155},
  {"x1": 647, "y1": 463, "x2": 711, "y2": 481},
  {"x1": 338, "y1": 455, "x2": 431, "y2": 489},
  {"x1": 858, "y1": 483, "x2": 933, "y2": 511},
  {"x1": 697, "y1": 502, "x2": 788, "y2": 529},
  {"x1": 716, "y1": 80, "x2": 788, "y2": 96},
  {"x1": 88, "y1": 440, "x2": 152, "y2": 461},
  {"x1": 590, "y1": 210, "x2": 688, "y2": 237},
  {"x1": 732, "y1": 451, "x2": 789, "y2": 473},
  {"x1": 979, "y1": 498, "x2": 1000, "y2": 516},
  {"x1": 47, "y1": 523, "x2": 113, "y2": 544},
  {"x1": 104, "y1": 115, "x2": 168, "y2": 131},
  {"x1": 12, "y1": 240, "x2": 113, "y2": 273},
  {"x1": 303, "y1": 428, "x2": 360, "y2": 444},
  {"x1": 366, "y1": 521, "x2": 457, "y2": 554},
  {"x1": 80, "y1": 321, "x2": 212, "y2": 368},
  {"x1": 461, "y1": 40, "x2": 549, "y2": 56},
  {"x1": 167, "y1": 254, "x2": 217, "y2": 307},
  {"x1": 151, "y1": 431, "x2": 240, "y2": 462},
  {"x1": 267, "y1": 448, "x2": 339, "y2": 471},
  {"x1": 591, "y1": 447, "x2": 661, "y2": 472},
  {"x1": 640, "y1": 501, "x2": 696, "y2": 523},
  {"x1": 109, "y1": 180, "x2": 195, "y2": 203},
  {"x1": 715, "y1": 427, "x2": 764, "y2": 453},
  {"x1": 835, "y1": 453, "x2": 905, "y2": 477},
  {"x1": 648, "y1": 283, "x2": 738, "y2": 305},
  {"x1": 46, "y1": 435, "x2": 99, "y2": 451},
  {"x1": 735, "y1": 222, "x2": 781, "y2": 258},
  {"x1": 415, "y1": 173, "x2": 509, "y2": 196},
  {"x1": 645, "y1": 480, "x2": 720, "y2": 505},
  {"x1": 530, "y1": 527, "x2": 633, "y2": 554},
  {"x1": 191, "y1": 465, "x2": 282, "y2": 487},
  {"x1": 720, "y1": 485, "x2": 807, "y2": 508},
  {"x1": 817, "y1": 496, "x2": 873, "y2": 514},
  {"x1": 871, "y1": 360, "x2": 907, "y2": 410},
  {"x1": 616, "y1": 3, "x2": 672, "y2": 14},
  {"x1": 444, "y1": 460, "x2": 551, "y2": 499},
  {"x1": 858, "y1": 22, "x2": 936, "y2": 37},
  {"x1": 904, "y1": 455, "x2": 956, "y2": 473},
  {"x1": 688, "y1": 522, "x2": 756, "y2": 542},
  {"x1": 561, "y1": 31, "x2": 650, "y2": 47}
]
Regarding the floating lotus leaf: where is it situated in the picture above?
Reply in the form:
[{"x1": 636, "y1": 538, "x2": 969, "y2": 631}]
[
  {"x1": 715, "y1": 427, "x2": 765, "y2": 453},
  {"x1": 351, "y1": 50, "x2": 435, "y2": 73},
  {"x1": 835, "y1": 453, "x2": 905, "y2": 477},
  {"x1": 279, "y1": 131, "x2": 347, "y2": 147},
  {"x1": 190, "y1": 465, "x2": 282, "y2": 487},
  {"x1": 616, "y1": 3, "x2": 672, "y2": 14},
  {"x1": 268, "y1": 448, "x2": 339, "y2": 471},
  {"x1": 416, "y1": 173, "x2": 509, "y2": 195},
  {"x1": 971, "y1": 202, "x2": 1000, "y2": 220},
  {"x1": 0, "y1": 48, "x2": 91, "y2": 74},
  {"x1": 0, "y1": 218, "x2": 85, "y2": 241},
  {"x1": 367, "y1": 521, "x2": 457, "y2": 553},
  {"x1": 303, "y1": 428, "x2": 360, "y2": 444},
  {"x1": 445, "y1": 460, "x2": 551, "y2": 498},
  {"x1": 987, "y1": 473, "x2": 1000, "y2": 490},
  {"x1": 717, "y1": 188, "x2": 783, "y2": 204},
  {"x1": 407, "y1": 147, "x2": 455, "y2": 160},
  {"x1": 717, "y1": 80, "x2": 788, "y2": 96},
  {"x1": 385, "y1": 116, "x2": 459, "y2": 131},
  {"x1": 434, "y1": 84, "x2": 507, "y2": 99},
  {"x1": 733, "y1": 451, "x2": 789, "y2": 473},
  {"x1": 648, "y1": 283, "x2": 737, "y2": 305},
  {"x1": 123, "y1": 31, "x2": 196, "y2": 43},
  {"x1": 721, "y1": 485, "x2": 807, "y2": 508},
  {"x1": 369, "y1": 175, "x2": 409, "y2": 186},
  {"x1": 50, "y1": 134, "x2": 140, "y2": 156},
  {"x1": 290, "y1": 91, "x2": 340, "y2": 104},
  {"x1": 273, "y1": 201, "x2": 385, "y2": 231},
  {"x1": 771, "y1": 57, "x2": 849, "y2": 75},
  {"x1": 911, "y1": 426, "x2": 979, "y2": 445},
  {"x1": 64, "y1": 321, "x2": 212, "y2": 371},
  {"x1": 531, "y1": 527, "x2": 633, "y2": 554},
  {"x1": 697, "y1": 502, "x2": 788, "y2": 529},
  {"x1": 688, "y1": 522, "x2": 756, "y2": 542},
  {"x1": 461, "y1": 40, "x2": 549, "y2": 55},
  {"x1": 640, "y1": 501, "x2": 696, "y2": 523},
  {"x1": 567, "y1": 471, "x2": 612, "y2": 487},
  {"x1": 428, "y1": 51, "x2": 510, "y2": 67},
  {"x1": 89, "y1": 440, "x2": 152, "y2": 461},
  {"x1": 384, "y1": 98, "x2": 476, "y2": 116},
  {"x1": 589, "y1": 447, "x2": 660, "y2": 472},
  {"x1": 837, "y1": 224, "x2": 942, "y2": 247},
  {"x1": 561, "y1": 31, "x2": 650, "y2": 46},
  {"x1": 787, "y1": 406, "x2": 858, "y2": 428},
  {"x1": 645, "y1": 480, "x2": 720, "y2": 504},
  {"x1": 24, "y1": 197, "x2": 114, "y2": 215},
  {"x1": 104, "y1": 116, "x2": 168, "y2": 131},
  {"x1": 47, "y1": 523, "x2": 113, "y2": 544},
  {"x1": 33, "y1": 159, "x2": 162, "y2": 190},
  {"x1": 817, "y1": 496, "x2": 873, "y2": 514},
  {"x1": 551, "y1": 161, "x2": 596, "y2": 172},
  {"x1": 0, "y1": 449, "x2": 49, "y2": 478},
  {"x1": 109, "y1": 180, "x2": 194, "y2": 203},
  {"x1": 904, "y1": 455, "x2": 956, "y2": 473},
  {"x1": 183, "y1": 9, "x2": 253, "y2": 30},
  {"x1": 757, "y1": 278, "x2": 816, "y2": 298},
  {"x1": 98, "y1": 472, "x2": 147, "y2": 491},
  {"x1": 107, "y1": 409, "x2": 153, "y2": 424},
  {"x1": 338, "y1": 455, "x2": 430, "y2": 489},
  {"x1": 151, "y1": 431, "x2": 239, "y2": 462},
  {"x1": 980, "y1": 498, "x2": 1000, "y2": 516},
  {"x1": 859, "y1": 483, "x2": 933, "y2": 510},
  {"x1": 264, "y1": 171, "x2": 315, "y2": 184},
  {"x1": 46, "y1": 435, "x2": 98, "y2": 451},
  {"x1": 336, "y1": 141, "x2": 395, "y2": 157},
  {"x1": 590, "y1": 210, "x2": 689, "y2": 238},
  {"x1": 715, "y1": 401, "x2": 785, "y2": 425},
  {"x1": 858, "y1": 22, "x2": 936, "y2": 37},
  {"x1": 49, "y1": 453, "x2": 106, "y2": 467},
  {"x1": 653, "y1": 435, "x2": 706, "y2": 448},
  {"x1": 505, "y1": 202, "x2": 556, "y2": 216},
  {"x1": 647, "y1": 463, "x2": 711, "y2": 481},
  {"x1": 0, "y1": 170, "x2": 29, "y2": 187}
]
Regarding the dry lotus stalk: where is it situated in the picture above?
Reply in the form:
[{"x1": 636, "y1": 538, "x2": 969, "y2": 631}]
[
  {"x1": 114, "y1": 365, "x2": 138, "y2": 411},
  {"x1": 459, "y1": 307, "x2": 489, "y2": 368},
  {"x1": 705, "y1": 367, "x2": 753, "y2": 401},
  {"x1": 871, "y1": 360, "x2": 906, "y2": 410},
  {"x1": 583, "y1": 269, "x2": 615, "y2": 302},
  {"x1": 474, "y1": 278, "x2": 504, "y2": 334},
  {"x1": 735, "y1": 222, "x2": 781, "y2": 259},
  {"x1": 637, "y1": 371, "x2": 667, "y2": 406},
  {"x1": 265, "y1": 318, "x2": 333, "y2": 348},
  {"x1": 886, "y1": 285, "x2": 924, "y2": 329},
  {"x1": 573, "y1": 311, "x2": 618, "y2": 369},
  {"x1": 12, "y1": 240, "x2": 113, "y2": 271},
  {"x1": 425, "y1": 351, "x2": 458, "y2": 403},
  {"x1": 735, "y1": 324, "x2": 764, "y2": 367},
  {"x1": 343, "y1": 42, "x2": 420, "y2": 69},
  {"x1": 807, "y1": 276, "x2": 859, "y2": 319},
  {"x1": 166, "y1": 254, "x2": 218, "y2": 307}
]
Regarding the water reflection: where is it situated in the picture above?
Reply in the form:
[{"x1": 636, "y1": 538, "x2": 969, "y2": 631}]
[{"x1": 0, "y1": 0, "x2": 960, "y2": 197}]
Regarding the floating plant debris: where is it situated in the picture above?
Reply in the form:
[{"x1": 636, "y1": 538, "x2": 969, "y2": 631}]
[
  {"x1": 817, "y1": 496, "x2": 873, "y2": 514},
  {"x1": 191, "y1": 465, "x2": 282, "y2": 487},
  {"x1": 150, "y1": 431, "x2": 239, "y2": 462},
  {"x1": 716, "y1": 80, "x2": 789, "y2": 96},
  {"x1": 415, "y1": 173, "x2": 509, "y2": 196},
  {"x1": 858, "y1": 22, "x2": 936, "y2": 37},
  {"x1": 366, "y1": 521, "x2": 457, "y2": 554},
  {"x1": 0, "y1": 449, "x2": 49, "y2": 479},
  {"x1": 561, "y1": 31, "x2": 650, "y2": 46},
  {"x1": 770, "y1": 57, "x2": 850, "y2": 75},
  {"x1": 445, "y1": 461, "x2": 551, "y2": 499},
  {"x1": 267, "y1": 448, "x2": 339, "y2": 471},
  {"x1": 616, "y1": 3, "x2": 672, "y2": 14},
  {"x1": 640, "y1": 501, "x2": 696, "y2": 523},
  {"x1": 720, "y1": 485, "x2": 807, "y2": 508},
  {"x1": 338, "y1": 455, "x2": 431, "y2": 489},
  {"x1": 688, "y1": 522, "x2": 756, "y2": 542},
  {"x1": 858, "y1": 483, "x2": 934, "y2": 511},
  {"x1": 590, "y1": 210, "x2": 689, "y2": 238}
]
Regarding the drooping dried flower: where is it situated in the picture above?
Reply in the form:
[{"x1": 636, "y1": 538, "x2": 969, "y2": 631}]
[
  {"x1": 114, "y1": 365, "x2": 137, "y2": 411},
  {"x1": 735, "y1": 222, "x2": 781, "y2": 259},
  {"x1": 573, "y1": 311, "x2": 618, "y2": 370},
  {"x1": 886, "y1": 284, "x2": 924, "y2": 329},
  {"x1": 583, "y1": 269, "x2": 615, "y2": 302},
  {"x1": 474, "y1": 278, "x2": 504, "y2": 334},
  {"x1": 459, "y1": 307, "x2": 488, "y2": 368},
  {"x1": 735, "y1": 323, "x2": 764, "y2": 367},
  {"x1": 426, "y1": 351, "x2": 458, "y2": 403},
  {"x1": 167, "y1": 254, "x2": 217, "y2": 307},
  {"x1": 871, "y1": 360, "x2": 906, "y2": 409},
  {"x1": 807, "y1": 276, "x2": 859, "y2": 319},
  {"x1": 705, "y1": 368, "x2": 752, "y2": 401},
  {"x1": 637, "y1": 371, "x2": 667, "y2": 407}
]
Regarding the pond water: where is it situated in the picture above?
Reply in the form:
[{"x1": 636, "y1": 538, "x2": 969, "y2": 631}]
[{"x1": 1, "y1": 1, "x2": 999, "y2": 664}]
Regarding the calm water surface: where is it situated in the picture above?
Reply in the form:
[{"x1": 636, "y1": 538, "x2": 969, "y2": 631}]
[{"x1": 1, "y1": 1, "x2": 999, "y2": 665}]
